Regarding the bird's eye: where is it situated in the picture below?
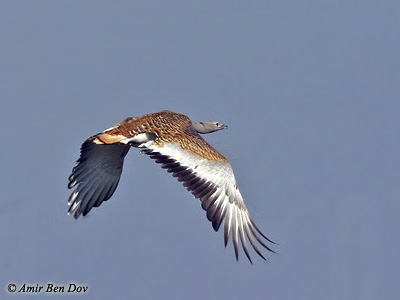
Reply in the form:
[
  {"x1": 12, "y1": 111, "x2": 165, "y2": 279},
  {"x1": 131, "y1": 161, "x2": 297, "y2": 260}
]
[{"x1": 216, "y1": 122, "x2": 219, "y2": 126}]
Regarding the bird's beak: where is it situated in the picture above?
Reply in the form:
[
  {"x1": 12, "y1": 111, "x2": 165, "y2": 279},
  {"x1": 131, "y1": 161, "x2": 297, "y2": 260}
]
[{"x1": 222, "y1": 124, "x2": 228, "y2": 129}]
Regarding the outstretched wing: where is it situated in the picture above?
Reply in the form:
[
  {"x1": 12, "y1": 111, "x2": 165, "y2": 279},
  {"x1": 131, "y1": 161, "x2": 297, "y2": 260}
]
[
  {"x1": 67, "y1": 138, "x2": 130, "y2": 219},
  {"x1": 141, "y1": 141, "x2": 275, "y2": 263}
]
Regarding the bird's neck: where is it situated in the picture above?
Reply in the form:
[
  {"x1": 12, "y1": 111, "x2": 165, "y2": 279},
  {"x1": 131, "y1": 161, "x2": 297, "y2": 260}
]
[{"x1": 192, "y1": 122, "x2": 210, "y2": 134}]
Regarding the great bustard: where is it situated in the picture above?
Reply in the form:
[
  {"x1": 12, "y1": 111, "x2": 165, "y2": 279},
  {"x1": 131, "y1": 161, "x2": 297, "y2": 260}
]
[{"x1": 67, "y1": 110, "x2": 275, "y2": 262}]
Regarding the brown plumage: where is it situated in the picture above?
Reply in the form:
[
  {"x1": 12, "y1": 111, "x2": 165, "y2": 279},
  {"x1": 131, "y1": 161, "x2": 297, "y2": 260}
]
[{"x1": 93, "y1": 111, "x2": 227, "y2": 162}]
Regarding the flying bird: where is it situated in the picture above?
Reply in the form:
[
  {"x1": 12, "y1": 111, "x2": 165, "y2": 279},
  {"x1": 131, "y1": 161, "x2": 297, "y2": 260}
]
[{"x1": 67, "y1": 110, "x2": 275, "y2": 263}]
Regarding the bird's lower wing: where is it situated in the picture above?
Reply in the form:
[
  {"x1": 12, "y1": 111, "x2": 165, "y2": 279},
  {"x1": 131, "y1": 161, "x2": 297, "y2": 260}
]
[{"x1": 141, "y1": 142, "x2": 275, "y2": 263}]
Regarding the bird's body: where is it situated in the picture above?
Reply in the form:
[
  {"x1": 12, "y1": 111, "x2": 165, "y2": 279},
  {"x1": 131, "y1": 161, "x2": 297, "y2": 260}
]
[
  {"x1": 68, "y1": 110, "x2": 275, "y2": 262},
  {"x1": 90, "y1": 111, "x2": 227, "y2": 162}
]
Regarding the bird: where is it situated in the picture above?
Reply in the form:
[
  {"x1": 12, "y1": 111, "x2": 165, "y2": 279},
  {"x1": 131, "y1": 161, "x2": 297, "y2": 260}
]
[{"x1": 67, "y1": 110, "x2": 275, "y2": 263}]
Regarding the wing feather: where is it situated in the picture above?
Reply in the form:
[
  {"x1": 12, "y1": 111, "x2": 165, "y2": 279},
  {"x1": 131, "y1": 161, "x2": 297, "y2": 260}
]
[
  {"x1": 238, "y1": 211, "x2": 252, "y2": 264},
  {"x1": 232, "y1": 207, "x2": 239, "y2": 261},
  {"x1": 142, "y1": 142, "x2": 274, "y2": 262},
  {"x1": 212, "y1": 199, "x2": 228, "y2": 231},
  {"x1": 67, "y1": 139, "x2": 130, "y2": 219}
]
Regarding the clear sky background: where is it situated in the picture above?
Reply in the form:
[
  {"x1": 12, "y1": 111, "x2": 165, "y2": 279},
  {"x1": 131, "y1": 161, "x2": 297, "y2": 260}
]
[{"x1": 1, "y1": 1, "x2": 399, "y2": 299}]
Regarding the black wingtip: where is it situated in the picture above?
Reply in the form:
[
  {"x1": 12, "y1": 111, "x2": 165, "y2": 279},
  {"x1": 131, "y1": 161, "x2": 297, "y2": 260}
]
[
  {"x1": 250, "y1": 219, "x2": 277, "y2": 245},
  {"x1": 248, "y1": 222, "x2": 276, "y2": 253},
  {"x1": 67, "y1": 180, "x2": 76, "y2": 189},
  {"x1": 248, "y1": 257, "x2": 253, "y2": 265},
  {"x1": 224, "y1": 216, "x2": 230, "y2": 247},
  {"x1": 73, "y1": 211, "x2": 80, "y2": 220}
]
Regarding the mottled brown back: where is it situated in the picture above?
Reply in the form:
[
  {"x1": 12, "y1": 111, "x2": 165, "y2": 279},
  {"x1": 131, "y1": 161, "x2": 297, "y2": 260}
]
[{"x1": 107, "y1": 110, "x2": 227, "y2": 162}]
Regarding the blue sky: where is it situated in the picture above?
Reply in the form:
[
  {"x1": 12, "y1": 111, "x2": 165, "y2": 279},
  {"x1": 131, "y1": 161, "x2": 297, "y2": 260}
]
[{"x1": 1, "y1": 1, "x2": 399, "y2": 299}]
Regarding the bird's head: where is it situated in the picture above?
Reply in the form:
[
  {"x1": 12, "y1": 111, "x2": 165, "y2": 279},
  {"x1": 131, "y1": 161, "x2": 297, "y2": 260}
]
[{"x1": 193, "y1": 121, "x2": 228, "y2": 134}]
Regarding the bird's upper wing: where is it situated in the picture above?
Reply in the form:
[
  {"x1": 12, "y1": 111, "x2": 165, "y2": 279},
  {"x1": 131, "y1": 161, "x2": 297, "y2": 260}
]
[
  {"x1": 67, "y1": 138, "x2": 130, "y2": 219},
  {"x1": 142, "y1": 140, "x2": 275, "y2": 263}
]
